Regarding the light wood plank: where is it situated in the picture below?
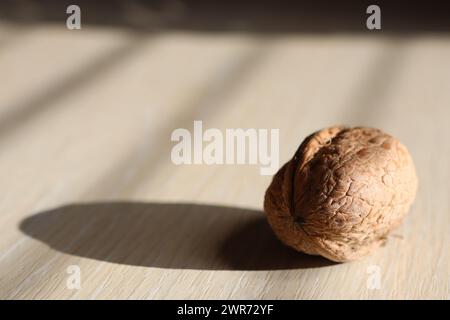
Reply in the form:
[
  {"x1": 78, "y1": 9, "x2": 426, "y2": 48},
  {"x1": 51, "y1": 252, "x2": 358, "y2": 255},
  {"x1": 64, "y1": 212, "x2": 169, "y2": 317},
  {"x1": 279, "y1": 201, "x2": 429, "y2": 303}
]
[{"x1": 0, "y1": 24, "x2": 448, "y2": 299}]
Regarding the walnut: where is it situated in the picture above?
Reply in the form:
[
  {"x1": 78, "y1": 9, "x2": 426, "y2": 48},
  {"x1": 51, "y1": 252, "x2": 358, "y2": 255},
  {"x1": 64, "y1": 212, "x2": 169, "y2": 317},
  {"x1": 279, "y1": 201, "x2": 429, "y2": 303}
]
[{"x1": 264, "y1": 126, "x2": 418, "y2": 262}]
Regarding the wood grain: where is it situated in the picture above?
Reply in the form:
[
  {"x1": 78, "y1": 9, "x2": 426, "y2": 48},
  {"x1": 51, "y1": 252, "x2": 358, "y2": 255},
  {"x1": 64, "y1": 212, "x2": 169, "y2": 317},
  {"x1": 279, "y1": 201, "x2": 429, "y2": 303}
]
[{"x1": 0, "y1": 22, "x2": 448, "y2": 299}]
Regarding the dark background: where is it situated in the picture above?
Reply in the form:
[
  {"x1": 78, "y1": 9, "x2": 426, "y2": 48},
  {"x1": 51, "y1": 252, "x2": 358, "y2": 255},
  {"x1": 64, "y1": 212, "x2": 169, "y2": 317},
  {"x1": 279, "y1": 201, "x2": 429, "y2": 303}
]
[{"x1": 1, "y1": 0, "x2": 450, "y2": 34}]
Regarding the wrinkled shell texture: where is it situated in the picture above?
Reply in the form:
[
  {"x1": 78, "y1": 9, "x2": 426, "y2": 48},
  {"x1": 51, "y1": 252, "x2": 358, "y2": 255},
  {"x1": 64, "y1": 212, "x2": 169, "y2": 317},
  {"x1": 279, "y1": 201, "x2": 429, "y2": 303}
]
[{"x1": 264, "y1": 126, "x2": 418, "y2": 262}]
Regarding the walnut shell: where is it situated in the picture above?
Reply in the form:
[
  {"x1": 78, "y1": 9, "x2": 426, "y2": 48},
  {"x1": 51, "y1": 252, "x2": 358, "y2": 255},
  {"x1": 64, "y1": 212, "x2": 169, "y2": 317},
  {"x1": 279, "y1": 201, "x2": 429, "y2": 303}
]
[{"x1": 264, "y1": 126, "x2": 418, "y2": 262}]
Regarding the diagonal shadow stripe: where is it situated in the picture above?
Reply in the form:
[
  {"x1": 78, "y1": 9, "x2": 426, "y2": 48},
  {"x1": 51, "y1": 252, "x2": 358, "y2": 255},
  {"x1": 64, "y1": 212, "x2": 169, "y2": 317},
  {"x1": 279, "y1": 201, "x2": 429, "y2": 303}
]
[
  {"x1": 340, "y1": 37, "x2": 410, "y2": 125},
  {"x1": 0, "y1": 33, "x2": 151, "y2": 143},
  {"x1": 85, "y1": 37, "x2": 275, "y2": 197},
  {"x1": 0, "y1": 24, "x2": 30, "y2": 50}
]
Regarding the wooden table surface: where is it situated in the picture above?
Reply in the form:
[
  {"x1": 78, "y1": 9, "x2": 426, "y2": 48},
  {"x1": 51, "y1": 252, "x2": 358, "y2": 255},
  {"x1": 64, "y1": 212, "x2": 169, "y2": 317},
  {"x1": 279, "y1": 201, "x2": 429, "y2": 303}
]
[{"x1": 0, "y1": 21, "x2": 449, "y2": 299}]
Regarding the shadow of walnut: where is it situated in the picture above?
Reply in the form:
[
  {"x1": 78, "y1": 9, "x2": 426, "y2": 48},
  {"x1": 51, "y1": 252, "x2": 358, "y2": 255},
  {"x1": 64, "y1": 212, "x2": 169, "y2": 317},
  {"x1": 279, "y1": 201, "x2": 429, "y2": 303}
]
[{"x1": 19, "y1": 202, "x2": 335, "y2": 270}]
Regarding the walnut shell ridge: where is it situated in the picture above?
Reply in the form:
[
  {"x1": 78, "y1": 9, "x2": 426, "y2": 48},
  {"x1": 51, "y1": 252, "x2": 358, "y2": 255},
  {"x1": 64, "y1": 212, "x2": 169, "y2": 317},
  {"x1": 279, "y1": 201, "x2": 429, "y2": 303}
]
[{"x1": 264, "y1": 126, "x2": 418, "y2": 262}]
